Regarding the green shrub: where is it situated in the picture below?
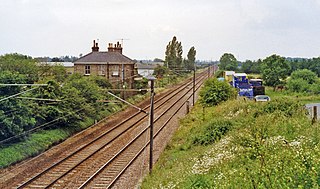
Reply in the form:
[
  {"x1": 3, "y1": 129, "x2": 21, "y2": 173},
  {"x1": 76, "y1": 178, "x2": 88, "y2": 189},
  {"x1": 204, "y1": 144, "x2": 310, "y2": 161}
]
[
  {"x1": 186, "y1": 174, "x2": 214, "y2": 189},
  {"x1": 287, "y1": 69, "x2": 318, "y2": 93},
  {"x1": 261, "y1": 98, "x2": 303, "y2": 117},
  {"x1": 290, "y1": 69, "x2": 317, "y2": 84},
  {"x1": 199, "y1": 78, "x2": 236, "y2": 107},
  {"x1": 287, "y1": 78, "x2": 310, "y2": 93},
  {"x1": 193, "y1": 120, "x2": 233, "y2": 145},
  {"x1": 310, "y1": 81, "x2": 320, "y2": 94}
]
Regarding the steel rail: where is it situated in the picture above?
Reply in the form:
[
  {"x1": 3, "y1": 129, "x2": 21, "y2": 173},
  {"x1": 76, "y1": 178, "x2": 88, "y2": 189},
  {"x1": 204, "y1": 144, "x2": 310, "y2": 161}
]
[
  {"x1": 15, "y1": 71, "x2": 207, "y2": 188},
  {"x1": 78, "y1": 72, "x2": 207, "y2": 188},
  {"x1": 107, "y1": 72, "x2": 207, "y2": 188}
]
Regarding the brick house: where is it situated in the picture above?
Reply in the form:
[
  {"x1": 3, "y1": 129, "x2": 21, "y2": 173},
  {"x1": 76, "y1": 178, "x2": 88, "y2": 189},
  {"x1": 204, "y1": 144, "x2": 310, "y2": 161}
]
[{"x1": 74, "y1": 40, "x2": 136, "y2": 89}]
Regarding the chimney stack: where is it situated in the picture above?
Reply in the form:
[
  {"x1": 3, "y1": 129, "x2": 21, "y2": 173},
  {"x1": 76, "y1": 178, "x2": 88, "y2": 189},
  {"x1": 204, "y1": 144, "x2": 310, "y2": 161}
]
[
  {"x1": 107, "y1": 41, "x2": 122, "y2": 54},
  {"x1": 92, "y1": 40, "x2": 99, "y2": 52}
]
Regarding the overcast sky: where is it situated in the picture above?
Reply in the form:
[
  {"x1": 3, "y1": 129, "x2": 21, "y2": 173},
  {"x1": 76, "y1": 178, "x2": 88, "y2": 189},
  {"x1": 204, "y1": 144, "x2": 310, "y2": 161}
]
[{"x1": 1, "y1": 0, "x2": 320, "y2": 61}]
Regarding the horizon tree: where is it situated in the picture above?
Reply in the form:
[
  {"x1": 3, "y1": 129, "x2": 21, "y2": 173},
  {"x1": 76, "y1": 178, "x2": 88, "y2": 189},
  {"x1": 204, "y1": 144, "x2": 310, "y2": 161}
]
[{"x1": 165, "y1": 36, "x2": 183, "y2": 70}]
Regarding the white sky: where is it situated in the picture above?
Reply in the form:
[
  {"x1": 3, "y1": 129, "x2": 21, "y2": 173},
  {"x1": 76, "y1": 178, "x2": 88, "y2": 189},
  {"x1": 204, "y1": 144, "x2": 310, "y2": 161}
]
[{"x1": 1, "y1": 0, "x2": 320, "y2": 61}]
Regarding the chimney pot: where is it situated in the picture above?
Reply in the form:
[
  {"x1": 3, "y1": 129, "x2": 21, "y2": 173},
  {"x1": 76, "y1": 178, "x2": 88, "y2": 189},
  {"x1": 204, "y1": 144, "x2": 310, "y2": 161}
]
[{"x1": 92, "y1": 40, "x2": 99, "y2": 52}]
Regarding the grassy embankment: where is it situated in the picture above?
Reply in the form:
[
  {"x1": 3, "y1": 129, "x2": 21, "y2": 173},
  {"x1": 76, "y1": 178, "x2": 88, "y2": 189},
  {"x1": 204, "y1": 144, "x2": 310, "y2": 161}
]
[
  {"x1": 141, "y1": 90, "x2": 320, "y2": 188},
  {"x1": 0, "y1": 105, "x2": 121, "y2": 168}
]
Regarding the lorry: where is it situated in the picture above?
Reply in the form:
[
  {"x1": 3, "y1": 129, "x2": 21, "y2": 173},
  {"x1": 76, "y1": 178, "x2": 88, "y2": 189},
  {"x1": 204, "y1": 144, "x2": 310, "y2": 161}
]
[
  {"x1": 232, "y1": 73, "x2": 254, "y2": 99},
  {"x1": 223, "y1": 71, "x2": 265, "y2": 99},
  {"x1": 249, "y1": 79, "x2": 265, "y2": 96}
]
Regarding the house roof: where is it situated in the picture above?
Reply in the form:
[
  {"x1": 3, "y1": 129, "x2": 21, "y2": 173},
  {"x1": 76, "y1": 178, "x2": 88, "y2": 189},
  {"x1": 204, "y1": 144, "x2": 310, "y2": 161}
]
[{"x1": 74, "y1": 51, "x2": 134, "y2": 64}]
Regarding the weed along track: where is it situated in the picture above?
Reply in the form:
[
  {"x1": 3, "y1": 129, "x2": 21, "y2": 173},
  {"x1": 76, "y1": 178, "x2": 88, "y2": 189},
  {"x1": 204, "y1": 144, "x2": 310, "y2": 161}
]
[{"x1": 1, "y1": 70, "x2": 209, "y2": 189}]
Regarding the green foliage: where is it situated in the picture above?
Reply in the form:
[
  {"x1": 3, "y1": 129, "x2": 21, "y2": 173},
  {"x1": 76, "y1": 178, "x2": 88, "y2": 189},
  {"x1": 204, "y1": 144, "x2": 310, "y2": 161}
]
[
  {"x1": 165, "y1": 36, "x2": 183, "y2": 70},
  {"x1": 199, "y1": 78, "x2": 236, "y2": 106},
  {"x1": 141, "y1": 92, "x2": 320, "y2": 189},
  {"x1": 214, "y1": 69, "x2": 224, "y2": 78},
  {"x1": 241, "y1": 59, "x2": 262, "y2": 74},
  {"x1": 153, "y1": 65, "x2": 168, "y2": 78},
  {"x1": 0, "y1": 53, "x2": 39, "y2": 83},
  {"x1": 288, "y1": 57, "x2": 320, "y2": 76},
  {"x1": 0, "y1": 71, "x2": 28, "y2": 96},
  {"x1": 193, "y1": 119, "x2": 233, "y2": 146},
  {"x1": 134, "y1": 78, "x2": 148, "y2": 90},
  {"x1": 186, "y1": 174, "x2": 214, "y2": 189},
  {"x1": 219, "y1": 53, "x2": 238, "y2": 71},
  {"x1": 290, "y1": 69, "x2": 317, "y2": 84},
  {"x1": 287, "y1": 69, "x2": 318, "y2": 93},
  {"x1": 0, "y1": 53, "x2": 140, "y2": 168},
  {"x1": 89, "y1": 75, "x2": 112, "y2": 89},
  {"x1": 287, "y1": 78, "x2": 310, "y2": 93},
  {"x1": 259, "y1": 98, "x2": 304, "y2": 117},
  {"x1": 261, "y1": 54, "x2": 290, "y2": 87},
  {"x1": 0, "y1": 128, "x2": 71, "y2": 168},
  {"x1": 310, "y1": 81, "x2": 320, "y2": 94},
  {"x1": 184, "y1": 46, "x2": 196, "y2": 71}
]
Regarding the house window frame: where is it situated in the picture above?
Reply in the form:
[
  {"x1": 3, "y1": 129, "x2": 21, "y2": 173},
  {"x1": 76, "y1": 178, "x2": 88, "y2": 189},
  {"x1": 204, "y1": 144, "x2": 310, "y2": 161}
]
[
  {"x1": 98, "y1": 65, "x2": 106, "y2": 76},
  {"x1": 112, "y1": 71, "x2": 119, "y2": 77},
  {"x1": 85, "y1": 65, "x2": 91, "y2": 75},
  {"x1": 112, "y1": 65, "x2": 120, "y2": 77}
]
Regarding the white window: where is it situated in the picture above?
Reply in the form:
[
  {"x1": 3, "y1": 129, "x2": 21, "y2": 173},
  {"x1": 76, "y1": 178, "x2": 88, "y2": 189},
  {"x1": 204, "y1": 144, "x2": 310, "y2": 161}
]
[
  {"x1": 112, "y1": 71, "x2": 119, "y2": 77},
  {"x1": 98, "y1": 65, "x2": 106, "y2": 75},
  {"x1": 85, "y1": 65, "x2": 90, "y2": 75}
]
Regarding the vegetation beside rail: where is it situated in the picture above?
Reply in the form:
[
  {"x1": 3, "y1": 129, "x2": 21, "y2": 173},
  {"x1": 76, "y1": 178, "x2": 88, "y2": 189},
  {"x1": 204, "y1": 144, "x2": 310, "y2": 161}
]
[
  {"x1": 141, "y1": 89, "x2": 320, "y2": 188},
  {"x1": 0, "y1": 53, "x2": 197, "y2": 169}
]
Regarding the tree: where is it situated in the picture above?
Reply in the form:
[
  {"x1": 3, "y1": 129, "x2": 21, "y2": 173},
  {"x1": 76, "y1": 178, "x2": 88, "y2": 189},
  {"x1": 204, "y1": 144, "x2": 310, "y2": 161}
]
[
  {"x1": 241, "y1": 59, "x2": 261, "y2": 74},
  {"x1": 153, "y1": 58, "x2": 164, "y2": 62},
  {"x1": 184, "y1": 46, "x2": 196, "y2": 71},
  {"x1": 0, "y1": 98, "x2": 37, "y2": 140},
  {"x1": 165, "y1": 36, "x2": 183, "y2": 70},
  {"x1": 0, "y1": 71, "x2": 28, "y2": 96},
  {"x1": 51, "y1": 57, "x2": 63, "y2": 62},
  {"x1": 261, "y1": 54, "x2": 290, "y2": 89},
  {"x1": 0, "y1": 53, "x2": 39, "y2": 83},
  {"x1": 219, "y1": 53, "x2": 238, "y2": 71}
]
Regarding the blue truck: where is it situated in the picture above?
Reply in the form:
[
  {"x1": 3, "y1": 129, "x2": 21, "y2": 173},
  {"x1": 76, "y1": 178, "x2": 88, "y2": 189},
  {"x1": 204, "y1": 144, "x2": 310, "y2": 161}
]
[
  {"x1": 223, "y1": 71, "x2": 265, "y2": 99},
  {"x1": 232, "y1": 73, "x2": 254, "y2": 99}
]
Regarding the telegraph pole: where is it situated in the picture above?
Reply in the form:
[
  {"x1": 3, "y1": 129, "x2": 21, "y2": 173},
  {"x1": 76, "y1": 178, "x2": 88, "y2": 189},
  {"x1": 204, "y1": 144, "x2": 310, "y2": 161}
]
[
  {"x1": 147, "y1": 75, "x2": 156, "y2": 172},
  {"x1": 193, "y1": 65, "x2": 196, "y2": 106},
  {"x1": 121, "y1": 64, "x2": 125, "y2": 99}
]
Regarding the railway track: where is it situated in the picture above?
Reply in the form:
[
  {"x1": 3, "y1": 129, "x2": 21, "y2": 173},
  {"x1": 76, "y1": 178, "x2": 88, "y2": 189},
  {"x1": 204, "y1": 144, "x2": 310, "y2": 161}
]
[{"x1": 2, "y1": 69, "x2": 209, "y2": 189}]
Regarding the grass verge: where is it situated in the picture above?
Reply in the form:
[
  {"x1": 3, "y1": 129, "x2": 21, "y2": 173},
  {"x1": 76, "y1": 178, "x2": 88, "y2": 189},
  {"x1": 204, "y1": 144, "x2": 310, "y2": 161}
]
[{"x1": 141, "y1": 94, "x2": 320, "y2": 188}]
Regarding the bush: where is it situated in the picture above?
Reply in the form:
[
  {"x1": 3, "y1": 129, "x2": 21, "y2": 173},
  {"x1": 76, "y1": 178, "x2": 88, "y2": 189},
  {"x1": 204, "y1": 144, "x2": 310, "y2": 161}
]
[
  {"x1": 199, "y1": 78, "x2": 236, "y2": 106},
  {"x1": 290, "y1": 69, "x2": 317, "y2": 84},
  {"x1": 253, "y1": 98, "x2": 304, "y2": 117},
  {"x1": 287, "y1": 78, "x2": 310, "y2": 93},
  {"x1": 193, "y1": 120, "x2": 233, "y2": 145},
  {"x1": 287, "y1": 69, "x2": 318, "y2": 93}
]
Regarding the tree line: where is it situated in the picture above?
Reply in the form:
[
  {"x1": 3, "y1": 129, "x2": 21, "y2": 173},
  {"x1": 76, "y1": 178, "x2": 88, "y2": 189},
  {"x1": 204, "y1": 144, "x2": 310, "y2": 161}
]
[
  {"x1": 0, "y1": 53, "x2": 114, "y2": 142},
  {"x1": 218, "y1": 52, "x2": 320, "y2": 93}
]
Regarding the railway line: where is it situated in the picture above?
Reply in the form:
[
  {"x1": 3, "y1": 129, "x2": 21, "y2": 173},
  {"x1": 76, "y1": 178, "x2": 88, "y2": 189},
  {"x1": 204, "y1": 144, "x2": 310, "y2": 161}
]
[{"x1": 1, "y1": 69, "x2": 210, "y2": 189}]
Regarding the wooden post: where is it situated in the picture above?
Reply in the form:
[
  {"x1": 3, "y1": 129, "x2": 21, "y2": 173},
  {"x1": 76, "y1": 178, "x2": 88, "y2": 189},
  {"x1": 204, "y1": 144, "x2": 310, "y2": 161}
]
[
  {"x1": 202, "y1": 106, "x2": 205, "y2": 122},
  {"x1": 186, "y1": 100, "x2": 190, "y2": 114},
  {"x1": 312, "y1": 106, "x2": 318, "y2": 124}
]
